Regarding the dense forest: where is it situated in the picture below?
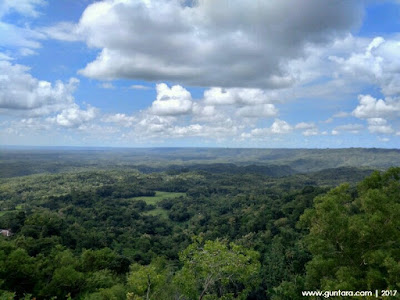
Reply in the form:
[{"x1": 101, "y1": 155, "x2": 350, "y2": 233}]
[{"x1": 0, "y1": 148, "x2": 399, "y2": 299}]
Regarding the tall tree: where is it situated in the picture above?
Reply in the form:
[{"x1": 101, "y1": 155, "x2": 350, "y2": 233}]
[
  {"x1": 299, "y1": 168, "x2": 400, "y2": 291},
  {"x1": 174, "y1": 238, "x2": 261, "y2": 300}
]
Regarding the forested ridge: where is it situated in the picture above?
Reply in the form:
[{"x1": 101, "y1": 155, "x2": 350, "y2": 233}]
[{"x1": 0, "y1": 149, "x2": 399, "y2": 299}]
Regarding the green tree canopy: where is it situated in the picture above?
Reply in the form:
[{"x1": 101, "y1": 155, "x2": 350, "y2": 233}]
[
  {"x1": 174, "y1": 238, "x2": 261, "y2": 300},
  {"x1": 299, "y1": 167, "x2": 400, "y2": 292}
]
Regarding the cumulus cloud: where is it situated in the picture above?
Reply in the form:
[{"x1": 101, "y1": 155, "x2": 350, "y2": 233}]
[
  {"x1": 192, "y1": 104, "x2": 224, "y2": 123},
  {"x1": 0, "y1": 60, "x2": 103, "y2": 133},
  {"x1": 330, "y1": 37, "x2": 384, "y2": 81},
  {"x1": 103, "y1": 113, "x2": 136, "y2": 127},
  {"x1": 0, "y1": 61, "x2": 78, "y2": 113},
  {"x1": 137, "y1": 114, "x2": 176, "y2": 134},
  {"x1": 240, "y1": 119, "x2": 293, "y2": 140},
  {"x1": 270, "y1": 119, "x2": 293, "y2": 134},
  {"x1": 236, "y1": 104, "x2": 278, "y2": 118},
  {"x1": 144, "y1": 83, "x2": 279, "y2": 130},
  {"x1": 295, "y1": 122, "x2": 315, "y2": 130},
  {"x1": 202, "y1": 87, "x2": 279, "y2": 118},
  {"x1": 351, "y1": 95, "x2": 399, "y2": 136},
  {"x1": 294, "y1": 122, "x2": 319, "y2": 136},
  {"x1": 132, "y1": 82, "x2": 284, "y2": 140},
  {"x1": 47, "y1": 104, "x2": 98, "y2": 128},
  {"x1": 302, "y1": 129, "x2": 319, "y2": 136},
  {"x1": 331, "y1": 36, "x2": 400, "y2": 97},
  {"x1": 45, "y1": 0, "x2": 363, "y2": 88},
  {"x1": 131, "y1": 113, "x2": 239, "y2": 140},
  {"x1": 366, "y1": 118, "x2": 394, "y2": 134},
  {"x1": 352, "y1": 94, "x2": 400, "y2": 119},
  {"x1": 204, "y1": 88, "x2": 280, "y2": 106},
  {"x1": 149, "y1": 83, "x2": 193, "y2": 116}
]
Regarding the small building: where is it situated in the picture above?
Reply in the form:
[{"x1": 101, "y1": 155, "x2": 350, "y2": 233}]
[{"x1": 0, "y1": 229, "x2": 12, "y2": 237}]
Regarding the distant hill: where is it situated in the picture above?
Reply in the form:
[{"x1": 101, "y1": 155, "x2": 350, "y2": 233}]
[{"x1": 0, "y1": 147, "x2": 399, "y2": 178}]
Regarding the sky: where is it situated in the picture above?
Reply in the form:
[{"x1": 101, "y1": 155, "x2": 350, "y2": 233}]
[{"x1": 0, "y1": 0, "x2": 400, "y2": 148}]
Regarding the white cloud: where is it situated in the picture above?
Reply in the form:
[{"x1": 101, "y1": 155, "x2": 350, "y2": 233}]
[
  {"x1": 102, "y1": 113, "x2": 136, "y2": 127},
  {"x1": 0, "y1": 61, "x2": 78, "y2": 113},
  {"x1": 0, "y1": 0, "x2": 46, "y2": 18},
  {"x1": 271, "y1": 119, "x2": 292, "y2": 134},
  {"x1": 295, "y1": 122, "x2": 315, "y2": 130},
  {"x1": 302, "y1": 128, "x2": 319, "y2": 136},
  {"x1": 333, "y1": 123, "x2": 363, "y2": 134},
  {"x1": 192, "y1": 104, "x2": 224, "y2": 123},
  {"x1": 331, "y1": 36, "x2": 400, "y2": 97},
  {"x1": 352, "y1": 94, "x2": 400, "y2": 119},
  {"x1": 19, "y1": 47, "x2": 37, "y2": 56},
  {"x1": 204, "y1": 87, "x2": 280, "y2": 106},
  {"x1": 202, "y1": 87, "x2": 279, "y2": 118},
  {"x1": 378, "y1": 137, "x2": 390, "y2": 142},
  {"x1": 0, "y1": 1, "x2": 46, "y2": 57},
  {"x1": 333, "y1": 111, "x2": 350, "y2": 118},
  {"x1": 366, "y1": 118, "x2": 394, "y2": 134},
  {"x1": 203, "y1": 88, "x2": 237, "y2": 106},
  {"x1": 236, "y1": 104, "x2": 278, "y2": 118},
  {"x1": 0, "y1": 22, "x2": 44, "y2": 50},
  {"x1": 100, "y1": 82, "x2": 115, "y2": 89},
  {"x1": 40, "y1": 22, "x2": 82, "y2": 42},
  {"x1": 295, "y1": 122, "x2": 320, "y2": 136},
  {"x1": 149, "y1": 83, "x2": 193, "y2": 116},
  {"x1": 0, "y1": 52, "x2": 12, "y2": 60},
  {"x1": 168, "y1": 124, "x2": 203, "y2": 138},
  {"x1": 47, "y1": 104, "x2": 98, "y2": 128},
  {"x1": 46, "y1": 0, "x2": 363, "y2": 88},
  {"x1": 130, "y1": 114, "x2": 240, "y2": 140},
  {"x1": 137, "y1": 114, "x2": 176, "y2": 134},
  {"x1": 240, "y1": 119, "x2": 292, "y2": 140},
  {"x1": 130, "y1": 84, "x2": 151, "y2": 90},
  {"x1": 330, "y1": 37, "x2": 384, "y2": 81},
  {"x1": 322, "y1": 118, "x2": 333, "y2": 124}
]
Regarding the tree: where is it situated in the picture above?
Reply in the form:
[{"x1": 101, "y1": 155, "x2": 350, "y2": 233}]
[
  {"x1": 299, "y1": 168, "x2": 400, "y2": 292},
  {"x1": 126, "y1": 258, "x2": 171, "y2": 300},
  {"x1": 174, "y1": 238, "x2": 261, "y2": 300}
]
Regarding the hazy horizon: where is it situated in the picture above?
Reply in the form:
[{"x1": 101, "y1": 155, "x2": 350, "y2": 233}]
[{"x1": 2, "y1": 144, "x2": 400, "y2": 150}]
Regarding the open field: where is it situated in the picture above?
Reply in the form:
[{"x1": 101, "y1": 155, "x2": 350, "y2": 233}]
[
  {"x1": 131, "y1": 191, "x2": 185, "y2": 205},
  {"x1": 131, "y1": 191, "x2": 186, "y2": 217}
]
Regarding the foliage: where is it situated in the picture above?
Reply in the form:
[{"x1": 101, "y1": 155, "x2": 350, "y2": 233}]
[
  {"x1": 127, "y1": 258, "x2": 172, "y2": 300},
  {"x1": 174, "y1": 238, "x2": 261, "y2": 299},
  {"x1": 0, "y1": 149, "x2": 398, "y2": 299},
  {"x1": 299, "y1": 167, "x2": 400, "y2": 292}
]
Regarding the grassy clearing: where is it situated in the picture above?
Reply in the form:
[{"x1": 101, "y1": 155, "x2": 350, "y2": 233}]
[
  {"x1": 132, "y1": 191, "x2": 185, "y2": 217},
  {"x1": 0, "y1": 210, "x2": 15, "y2": 216},
  {"x1": 132, "y1": 191, "x2": 185, "y2": 205},
  {"x1": 143, "y1": 208, "x2": 169, "y2": 218}
]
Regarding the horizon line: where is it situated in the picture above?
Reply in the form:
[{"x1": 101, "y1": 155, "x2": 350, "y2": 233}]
[{"x1": 1, "y1": 145, "x2": 399, "y2": 151}]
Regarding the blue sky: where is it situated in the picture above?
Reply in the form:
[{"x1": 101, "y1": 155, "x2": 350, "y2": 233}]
[{"x1": 0, "y1": 0, "x2": 399, "y2": 148}]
